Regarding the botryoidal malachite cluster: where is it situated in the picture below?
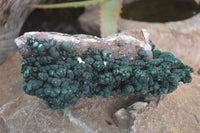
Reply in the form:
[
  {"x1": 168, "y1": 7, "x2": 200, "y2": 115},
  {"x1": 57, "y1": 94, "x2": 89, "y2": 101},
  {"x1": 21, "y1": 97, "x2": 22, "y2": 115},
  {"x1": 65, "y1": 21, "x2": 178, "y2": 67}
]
[{"x1": 21, "y1": 37, "x2": 193, "y2": 110}]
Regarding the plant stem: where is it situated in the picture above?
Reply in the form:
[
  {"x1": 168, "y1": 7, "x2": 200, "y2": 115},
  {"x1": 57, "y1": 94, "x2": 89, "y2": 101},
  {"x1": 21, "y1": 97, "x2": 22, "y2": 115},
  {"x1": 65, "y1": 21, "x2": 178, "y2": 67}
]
[{"x1": 100, "y1": 0, "x2": 122, "y2": 37}]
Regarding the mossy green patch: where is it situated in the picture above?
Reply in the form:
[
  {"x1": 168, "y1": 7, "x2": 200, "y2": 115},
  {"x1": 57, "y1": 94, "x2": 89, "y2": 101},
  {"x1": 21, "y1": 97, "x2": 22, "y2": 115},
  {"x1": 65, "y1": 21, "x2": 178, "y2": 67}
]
[{"x1": 20, "y1": 36, "x2": 193, "y2": 110}]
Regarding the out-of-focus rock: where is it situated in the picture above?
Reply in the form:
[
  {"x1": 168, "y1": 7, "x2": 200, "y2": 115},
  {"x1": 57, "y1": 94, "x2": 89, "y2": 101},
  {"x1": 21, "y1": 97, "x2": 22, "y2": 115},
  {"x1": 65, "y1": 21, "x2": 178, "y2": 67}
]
[
  {"x1": 0, "y1": 52, "x2": 23, "y2": 107},
  {"x1": 78, "y1": 7, "x2": 200, "y2": 73},
  {"x1": 79, "y1": 6, "x2": 101, "y2": 36},
  {"x1": 112, "y1": 108, "x2": 130, "y2": 129},
  {"x1": 0, "y1": 0, "x2": 45, "y2": 64}
]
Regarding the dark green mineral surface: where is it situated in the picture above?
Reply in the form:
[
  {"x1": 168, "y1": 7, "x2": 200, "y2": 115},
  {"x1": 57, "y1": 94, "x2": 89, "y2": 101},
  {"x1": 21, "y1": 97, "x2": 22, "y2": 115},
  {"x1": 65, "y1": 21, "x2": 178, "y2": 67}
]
[{"x1": 20, "y1": 37, "x2": 193, "y2": 110}]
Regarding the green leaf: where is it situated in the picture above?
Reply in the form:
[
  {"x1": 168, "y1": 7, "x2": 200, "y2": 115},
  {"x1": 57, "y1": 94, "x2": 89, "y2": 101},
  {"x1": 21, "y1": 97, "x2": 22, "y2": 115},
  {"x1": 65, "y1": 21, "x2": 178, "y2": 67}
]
[
  {"x1": 29, "y1": 0, "x2": 106, "y2": 9},
  {"x1": 100, "y1": 0, "x2": 122, "y2": 37}
]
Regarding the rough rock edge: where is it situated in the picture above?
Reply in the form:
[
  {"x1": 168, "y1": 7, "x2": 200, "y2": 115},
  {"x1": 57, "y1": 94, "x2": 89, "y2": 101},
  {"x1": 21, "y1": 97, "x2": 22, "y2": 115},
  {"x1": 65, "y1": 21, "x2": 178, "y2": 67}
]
[{"x1": 15, "y1": 30, "x2": 153, "y2": 60}]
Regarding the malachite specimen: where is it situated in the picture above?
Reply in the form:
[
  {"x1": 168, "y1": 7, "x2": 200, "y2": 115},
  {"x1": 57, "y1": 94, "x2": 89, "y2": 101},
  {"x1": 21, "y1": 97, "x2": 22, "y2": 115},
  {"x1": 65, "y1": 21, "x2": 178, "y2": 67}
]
[{"x1": 20, "y1": 37, "x2": 193, "y2": 110}]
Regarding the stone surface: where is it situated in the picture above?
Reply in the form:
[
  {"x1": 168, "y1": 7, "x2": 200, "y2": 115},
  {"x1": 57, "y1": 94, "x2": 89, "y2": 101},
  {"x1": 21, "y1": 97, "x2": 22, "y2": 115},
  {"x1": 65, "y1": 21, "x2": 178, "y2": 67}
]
[
  {"x1": 113, "y1": 108, "x2": 130, "y2": 129},
  {"x1": 16, "y1": 30, "x2": 153, "y2": 60},
  {"x1": 128, "y1": 101, "x2": 148, "y2": 111},
  {"x1": 78, "y1": 7, "x2": 200, "y2": 74},
  {"x1": 0, "y1": 52, "x2": 23, "y2": 107},
  {"x1": 130, "y1": 75, "x2": 200, "y2": 133}
]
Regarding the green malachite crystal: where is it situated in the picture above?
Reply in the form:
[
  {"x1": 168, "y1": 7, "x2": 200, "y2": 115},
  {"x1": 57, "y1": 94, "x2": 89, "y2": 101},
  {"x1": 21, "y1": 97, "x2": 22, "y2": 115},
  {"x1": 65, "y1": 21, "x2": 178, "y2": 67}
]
[{"x1": 20, "y1": 36, "x2": 193, "y2": 110}]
